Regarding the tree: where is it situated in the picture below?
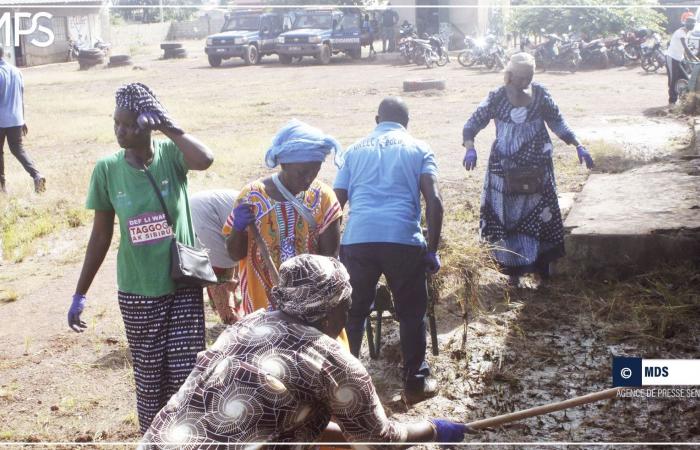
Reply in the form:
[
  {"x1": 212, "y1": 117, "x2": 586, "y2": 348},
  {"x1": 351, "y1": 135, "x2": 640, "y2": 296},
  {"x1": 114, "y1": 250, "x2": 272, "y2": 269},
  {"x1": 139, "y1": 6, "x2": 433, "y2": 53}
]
[
  {"x1": 509, "y1": 0, "x2": 667, "y2": 39},
  {"x1": 112, "y1": 0, "x2": 202, "y2": 23}
]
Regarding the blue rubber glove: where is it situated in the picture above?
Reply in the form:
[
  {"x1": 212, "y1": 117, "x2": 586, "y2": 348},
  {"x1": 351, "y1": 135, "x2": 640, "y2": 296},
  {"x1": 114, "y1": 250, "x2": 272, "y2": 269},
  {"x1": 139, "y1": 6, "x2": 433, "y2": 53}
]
[
  {"x1": 429, "y1": 418, "x2": 469, "y2": 443},
  {"x1": 68, "y1": 294, "x2": 88, "y2": 333},
  {"x1": 463, "y1": 148, "x2": 477, "y2": 171},
  {"x1": 425, "y1": 251, "x2": 441, "y2": 274},
  {"x1": 576, "y1": 145, "x2": 594, "y2": 169},
  {"x1": 232, "y1": 203, "x2": 255, "y2": 232}
]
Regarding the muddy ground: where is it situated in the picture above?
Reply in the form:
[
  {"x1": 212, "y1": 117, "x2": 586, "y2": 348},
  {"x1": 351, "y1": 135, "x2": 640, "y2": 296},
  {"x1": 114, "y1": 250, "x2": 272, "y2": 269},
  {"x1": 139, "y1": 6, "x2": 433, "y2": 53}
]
[{"x1": 0, "y1": 40, "x2": 698, "y2": 447}]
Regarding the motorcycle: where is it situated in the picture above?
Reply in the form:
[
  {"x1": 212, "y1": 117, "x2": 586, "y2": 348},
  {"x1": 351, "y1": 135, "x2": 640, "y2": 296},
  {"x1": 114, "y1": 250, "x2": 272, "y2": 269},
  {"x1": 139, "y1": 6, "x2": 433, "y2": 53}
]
[
  {"x1": 68, "y1": 38, "x2": 111, "y2": 61},
  {"x1": 578, "y1": 37, "x2": 609, "y2": 69},
  {"x1": 411, "y1": 34, "x2": 447, "y2": 68},
  {"x1": 640, "y1": 33, "x2": 665, "y2": 73},
  {"x1": 623, "y1": 28, "x2": 650, "y2": 62},
  {"x1": 458, "y1": 35, "x2": 505, "y2": 70},
  {"x1": 527, "y1": 34, "x2": 580, "y2": 72},
  {"x1": 604, "y1": 36, "x2": 628, "y2": 66},
  {"x1": 398, "y1": 25, "x2": 417, "y2": 64}
]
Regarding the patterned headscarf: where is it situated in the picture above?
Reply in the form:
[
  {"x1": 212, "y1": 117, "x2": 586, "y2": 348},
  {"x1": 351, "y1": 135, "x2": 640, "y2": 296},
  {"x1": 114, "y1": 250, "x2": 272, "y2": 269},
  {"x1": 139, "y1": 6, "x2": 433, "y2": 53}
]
[
  {"x1": 264, "y1": 119, "x2": 341, "y2": 169},
  {"x1": 271, "y1": 254, "x2": 352, "y2": 325},
  {"x1": 115, "y1": 82, "x2": 183, "y2": 134}
]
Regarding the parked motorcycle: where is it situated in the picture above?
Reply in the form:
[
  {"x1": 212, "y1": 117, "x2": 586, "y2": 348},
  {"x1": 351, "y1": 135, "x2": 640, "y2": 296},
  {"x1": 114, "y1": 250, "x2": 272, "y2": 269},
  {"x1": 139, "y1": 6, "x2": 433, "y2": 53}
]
[
  {"x1": 623, "y1": 28, "x2": 651, "y2": 62},
  {"x1": 411, "y1": 34, "x2": 447, "y2": 68},
  {"x1": 458, "y1": 35, "x2": 505, "y2": 70},
  {"x1": 604, "y1": 36, "x2": 627, "y2": 66},
  {"x1": 398, "y1": 25, "x2": 417, "y2": 64},
  {"x1": 578, "y1": 37, "x2": 609, "y2": 69},
  {"x1": 640, "y1": 33, "x2": 665, "y2": 73},
  {"x1": 527, "y1": 34, "x2": 581, "y2": 72}
]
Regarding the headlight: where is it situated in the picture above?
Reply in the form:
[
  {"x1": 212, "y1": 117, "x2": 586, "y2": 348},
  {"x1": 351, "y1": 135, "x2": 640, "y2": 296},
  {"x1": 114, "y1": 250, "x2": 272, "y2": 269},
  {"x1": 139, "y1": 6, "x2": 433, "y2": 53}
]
[
  {"x1": 308, "y1": 36, "x2": 322, "y2": 44},
  {"x1": 234, "y1": 37, "x2": 248, "y2": 45},
  {"x1": 206, "y1": 38, "x2": 213, "y2": 46},
  {"x1": 277, "y1": 36, "x2": 285, "y2": 44}
]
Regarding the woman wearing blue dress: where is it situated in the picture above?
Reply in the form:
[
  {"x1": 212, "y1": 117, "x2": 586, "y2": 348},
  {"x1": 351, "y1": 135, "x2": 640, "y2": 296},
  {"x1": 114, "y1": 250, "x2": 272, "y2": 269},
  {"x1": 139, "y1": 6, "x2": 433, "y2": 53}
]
[{"x1": 462, "y1": 53, "x2": 594, "y2": 286}]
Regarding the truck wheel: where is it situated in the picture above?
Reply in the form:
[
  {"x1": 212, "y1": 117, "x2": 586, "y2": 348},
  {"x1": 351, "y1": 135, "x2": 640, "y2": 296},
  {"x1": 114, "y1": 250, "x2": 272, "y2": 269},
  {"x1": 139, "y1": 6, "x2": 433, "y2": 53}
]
[
  {"x1": 279, "y1": 54, "x2": 293, "y2": 64},
  {"x1": 208, "y1": 55, "x2": 222, "y2": 67},
  {"x1": 244, "y1": 45, "x2": 260, "y2": 65},
  {"x1": 317, "y1": 44, "x2": 331, "y2": 65}
]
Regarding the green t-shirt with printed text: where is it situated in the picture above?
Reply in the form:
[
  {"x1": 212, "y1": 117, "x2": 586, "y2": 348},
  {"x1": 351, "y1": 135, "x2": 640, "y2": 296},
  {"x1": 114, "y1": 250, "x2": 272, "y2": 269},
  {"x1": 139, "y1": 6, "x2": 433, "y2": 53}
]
[{"x1": 86, "y1": 139, "x2": 195, "y2": 297}]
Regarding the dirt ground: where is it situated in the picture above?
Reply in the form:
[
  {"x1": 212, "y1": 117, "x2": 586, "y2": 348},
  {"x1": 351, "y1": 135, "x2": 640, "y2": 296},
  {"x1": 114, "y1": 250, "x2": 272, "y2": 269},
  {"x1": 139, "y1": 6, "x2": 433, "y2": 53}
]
[{"x1": 0, "y1": 40, "x2": 698, "y2": 446}]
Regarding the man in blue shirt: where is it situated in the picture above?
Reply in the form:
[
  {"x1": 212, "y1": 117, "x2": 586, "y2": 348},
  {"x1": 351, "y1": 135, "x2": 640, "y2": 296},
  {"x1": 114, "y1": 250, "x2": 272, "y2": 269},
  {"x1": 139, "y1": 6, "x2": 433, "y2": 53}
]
[
  {"x1": 0, "y1": 48, "x2": 45, "y2": 193},
  {"x1": 334, "y1": 97, "x2": 443, "y2": 404}
]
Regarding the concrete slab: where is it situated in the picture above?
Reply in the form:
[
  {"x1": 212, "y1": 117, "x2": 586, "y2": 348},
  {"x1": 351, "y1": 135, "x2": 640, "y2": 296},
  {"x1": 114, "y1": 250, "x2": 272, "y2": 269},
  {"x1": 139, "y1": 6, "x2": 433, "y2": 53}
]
[
  {"x1": 561, "y1": 156, "x2": 700, "y2": 275},
  {"x1": 558, "y1": 192, "x2": 576, "y2": 221}
]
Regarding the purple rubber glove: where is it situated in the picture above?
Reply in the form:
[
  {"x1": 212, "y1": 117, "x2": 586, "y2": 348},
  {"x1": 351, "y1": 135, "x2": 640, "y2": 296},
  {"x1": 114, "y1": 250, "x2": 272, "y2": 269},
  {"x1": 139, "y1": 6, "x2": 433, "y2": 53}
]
[
  {"x1": 429, "y1": 418, "x2": 469, "y2": 443},
  {"x1": 68, "y1": 294, "x2": 88, "y2": 333},
  {"x1": 137, "y1": 111, "x2": 162, "y2": 131},
  {"x1": 232, "y1": 203, "x2": 255, "y2": 232},
  {"x1": 576, "y1": 145, "x2": 594, "y2": 169},
  {"x1": 425, "y1": 251, "x2": 441, "y2": 274},
  {"x1": 463, "y1": 148, "x2": 477, "y2": 171}
]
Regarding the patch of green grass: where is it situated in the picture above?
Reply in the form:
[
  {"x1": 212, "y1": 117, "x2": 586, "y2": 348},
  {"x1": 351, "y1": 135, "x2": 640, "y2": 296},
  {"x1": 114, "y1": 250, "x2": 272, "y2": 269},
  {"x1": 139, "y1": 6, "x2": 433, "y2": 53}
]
[
  {"x1": 0, "y1": 430, "x2": 15, "y2": 441},
  {"x1": 586, "y1": 139, "x2": 643, "y2": 174}
]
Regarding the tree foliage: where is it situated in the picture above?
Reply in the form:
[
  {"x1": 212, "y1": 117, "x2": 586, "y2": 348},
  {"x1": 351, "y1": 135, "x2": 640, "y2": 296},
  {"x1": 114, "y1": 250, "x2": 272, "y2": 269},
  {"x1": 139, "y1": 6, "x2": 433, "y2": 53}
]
[
  {"x1": 509, "y1": 0, "x2": 667, "y2": 39},
  {"x1": 112, "y1": 0, "x2": 202, "y2": 23}
]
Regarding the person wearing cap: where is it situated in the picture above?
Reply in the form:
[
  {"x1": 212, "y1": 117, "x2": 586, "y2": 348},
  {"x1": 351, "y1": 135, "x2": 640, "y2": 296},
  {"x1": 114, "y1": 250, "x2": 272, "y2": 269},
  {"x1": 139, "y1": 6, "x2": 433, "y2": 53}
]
[
  {"x1": 462, "y1": 52, "x2": 593, "y2": 287},
  {"x1": 224, "y1": 119, "x2": 343, "y2": 317},
  {"x1": 142, "y1": 254, "x2": 470, "y2": 448},
  {"x1": 67, "y1": 82, "x2": 214, "y2": 433},
  {"x1": 666, "y1": 17, "x2": 699, "y2": 105}
]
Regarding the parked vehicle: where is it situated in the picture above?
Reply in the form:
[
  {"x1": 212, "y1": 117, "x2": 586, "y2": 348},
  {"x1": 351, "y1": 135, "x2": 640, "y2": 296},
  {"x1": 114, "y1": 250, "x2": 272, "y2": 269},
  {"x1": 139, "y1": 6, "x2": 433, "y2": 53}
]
[
  {"x1": 398, "y1": 24, "x2": 418, "y2": 63},
  {"x1": 525, "y1": 34, "x2": 581, "y2": 72},
  {"x1": 578, "y1": 37, "x2": 609, "y2": 69},
  {"x1": 458, "y1": 35, "x2": 505, "y2": 70},
  {"x1": 604, "y1": 36, "x2": 628, "y2": 66},
  {"x1": 205, "y1": 11, "x2": 290, "y2": 67},
  {"x1": 674, "y1": 60, "x2": 700, "y2": 99},
  {"x1": 68, "y1": 38, "x2": 110, "y2": 61},
  {"x1": 622, "y1": 28, "x2": 650, "y2": 61},
  {"x1": 276, "y1": 9, "x2": 363, "y2": 65},
  {"x1": 640, "y1": 33, "x2": 665, "y2": 73}
]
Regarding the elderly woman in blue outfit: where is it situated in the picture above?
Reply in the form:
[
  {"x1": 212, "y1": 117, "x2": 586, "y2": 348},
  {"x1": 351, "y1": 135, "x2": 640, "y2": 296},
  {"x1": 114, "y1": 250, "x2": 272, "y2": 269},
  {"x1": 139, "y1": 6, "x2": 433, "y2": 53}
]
[{"x1": 462, "y1": 53, "x2": 594, "y2": 286}]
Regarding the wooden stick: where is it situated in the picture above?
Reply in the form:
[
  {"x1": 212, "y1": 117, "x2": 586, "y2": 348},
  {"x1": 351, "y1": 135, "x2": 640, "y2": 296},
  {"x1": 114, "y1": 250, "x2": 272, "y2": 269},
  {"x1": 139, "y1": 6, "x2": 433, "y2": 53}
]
[
  {"x1": 248, "y1": 224, "x2": 279, "y2": 286},
  {"x1": 466, "y1": 387, "x2": 622, "y2": 430}
]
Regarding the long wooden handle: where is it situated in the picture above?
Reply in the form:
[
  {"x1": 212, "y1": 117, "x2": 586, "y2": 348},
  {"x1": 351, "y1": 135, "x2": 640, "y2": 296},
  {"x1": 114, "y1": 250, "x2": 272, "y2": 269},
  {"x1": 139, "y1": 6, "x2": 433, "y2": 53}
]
[
  {"x1": 248, "y1": 224, "x2": 279, "y2": 286},
  {"x1": 466, "y1": 387, "x2": 622, "y2": 430}
]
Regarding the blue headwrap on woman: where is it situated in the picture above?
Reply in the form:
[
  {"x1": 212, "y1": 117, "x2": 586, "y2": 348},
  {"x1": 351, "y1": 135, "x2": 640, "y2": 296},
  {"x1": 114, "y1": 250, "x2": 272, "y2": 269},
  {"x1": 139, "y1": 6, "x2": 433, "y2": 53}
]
[{"x1": 264, "y1": 119, "x2": 341, "y2": 168}]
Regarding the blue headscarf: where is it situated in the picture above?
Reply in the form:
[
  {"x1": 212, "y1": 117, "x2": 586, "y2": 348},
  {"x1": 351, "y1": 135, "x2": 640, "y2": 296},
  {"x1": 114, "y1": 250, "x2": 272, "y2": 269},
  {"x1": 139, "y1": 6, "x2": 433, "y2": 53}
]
[{"x1": 264, "y1": 119, "x2": 341, "y2": 168}]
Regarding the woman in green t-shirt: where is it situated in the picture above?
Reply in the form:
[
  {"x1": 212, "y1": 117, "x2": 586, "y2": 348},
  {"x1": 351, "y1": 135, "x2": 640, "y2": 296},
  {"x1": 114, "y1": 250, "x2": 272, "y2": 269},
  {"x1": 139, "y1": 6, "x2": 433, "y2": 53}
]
[{"x1": 67, "y1": 83, "x2": 214, "y2": 434}]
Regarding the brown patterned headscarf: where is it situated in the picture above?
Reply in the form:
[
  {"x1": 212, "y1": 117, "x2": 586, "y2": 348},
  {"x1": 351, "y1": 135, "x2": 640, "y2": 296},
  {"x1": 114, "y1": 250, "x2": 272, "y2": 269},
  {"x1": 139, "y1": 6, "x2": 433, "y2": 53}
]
[{"x1": 271, "y1": 254, "x2": 352, "y2": 324}]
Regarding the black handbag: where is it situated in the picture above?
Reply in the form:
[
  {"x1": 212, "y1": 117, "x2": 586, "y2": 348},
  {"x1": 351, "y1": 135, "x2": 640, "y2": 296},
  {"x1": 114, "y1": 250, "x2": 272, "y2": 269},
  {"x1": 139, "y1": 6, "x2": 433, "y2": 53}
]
[
  {"x1": 142, "y1": 166, "x2": 217, "y2": 287},
  {"x1": 503, "y1": 166, "x2": 546, "y2": 195}
]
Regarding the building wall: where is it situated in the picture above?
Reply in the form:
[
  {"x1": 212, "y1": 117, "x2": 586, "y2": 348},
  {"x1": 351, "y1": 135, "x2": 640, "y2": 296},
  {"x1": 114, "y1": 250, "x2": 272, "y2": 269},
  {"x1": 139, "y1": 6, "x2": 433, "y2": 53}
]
[
  {"x1": 168, "y1": 12, "x2": 226, "y2": 40},
  {"x1": 110, "y1": 21, "x2": 171, "y2": 51}
]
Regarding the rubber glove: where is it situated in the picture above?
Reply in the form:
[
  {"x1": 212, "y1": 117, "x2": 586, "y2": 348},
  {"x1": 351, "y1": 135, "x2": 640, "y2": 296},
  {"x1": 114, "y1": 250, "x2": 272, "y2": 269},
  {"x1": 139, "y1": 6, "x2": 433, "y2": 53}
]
[
  {"x1": 232, "y1": 203, "x2": 255, "y2": 232},
  {"x1": 429, "y1": 418, "x2": 470, "y2": 443},
  {"x1": 424, "y1": 251, "x2": 441, "y2": 274},
  {"x1": 463, "y1": 148, "x2": 477, "y2": 171},
  {"x1": 68, "y1": 294, "x2": 88, "y2": 333},
  {"x1": 576, "y1": 145, "x2": 594, "y2": 169}
]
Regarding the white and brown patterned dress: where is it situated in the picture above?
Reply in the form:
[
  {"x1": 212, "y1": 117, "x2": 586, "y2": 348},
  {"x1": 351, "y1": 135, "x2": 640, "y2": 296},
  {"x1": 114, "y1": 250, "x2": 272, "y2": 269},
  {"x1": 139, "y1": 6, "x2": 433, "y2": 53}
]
[{"x1": 141, "y1": 309, "x2": 407, "y2": 449}]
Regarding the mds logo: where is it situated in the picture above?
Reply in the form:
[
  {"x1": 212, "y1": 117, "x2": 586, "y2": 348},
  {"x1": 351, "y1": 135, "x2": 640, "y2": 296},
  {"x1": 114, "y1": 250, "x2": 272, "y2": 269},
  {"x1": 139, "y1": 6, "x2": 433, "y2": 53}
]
[
  {"x1": 0, "y1": 12, "x2": 55, "y2": 48},
  {"x1": 645, "y1": 366, "x2": 669, "y2": 377}
]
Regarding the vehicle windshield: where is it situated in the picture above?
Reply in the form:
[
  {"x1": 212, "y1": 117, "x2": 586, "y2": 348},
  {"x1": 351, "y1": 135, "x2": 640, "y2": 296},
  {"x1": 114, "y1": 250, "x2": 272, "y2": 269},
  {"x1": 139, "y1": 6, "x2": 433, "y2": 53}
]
[
  {"x1": 293, "y1": 13, "x2": 332, "y2": 30},
  {"x1": 222, "y1": 15, "x2": 260, "y2": 32},
  {"x1": 337, "y1": 12, "x2": 360, "y2": 31}
]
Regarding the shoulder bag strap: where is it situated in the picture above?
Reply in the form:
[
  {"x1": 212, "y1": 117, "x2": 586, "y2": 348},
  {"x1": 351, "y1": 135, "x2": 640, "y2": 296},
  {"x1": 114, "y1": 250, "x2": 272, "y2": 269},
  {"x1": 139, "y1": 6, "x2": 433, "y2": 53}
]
[
  {"x1": 271, "y1": 173, "x2": 317, "y2": 232},
  {"x1": 141, "y1": 163, "x2": 174, "y2": 230}
]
